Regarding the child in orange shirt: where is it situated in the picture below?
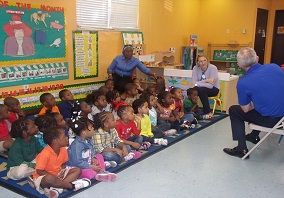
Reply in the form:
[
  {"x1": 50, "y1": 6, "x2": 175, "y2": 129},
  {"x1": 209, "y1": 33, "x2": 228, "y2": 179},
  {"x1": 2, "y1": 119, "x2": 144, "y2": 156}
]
[
  {"x1": 31, "y1": 127, "x2": 91, "y2": 197},
  {"x1": 38, "y1": 93, "x2": 60, "y2": 116}
]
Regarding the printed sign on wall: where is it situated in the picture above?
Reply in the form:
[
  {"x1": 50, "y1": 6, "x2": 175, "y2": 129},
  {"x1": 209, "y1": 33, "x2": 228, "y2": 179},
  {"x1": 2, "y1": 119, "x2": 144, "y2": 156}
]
[{"x1": 73, "y1": 31, "x2": 98, "y2": 79}]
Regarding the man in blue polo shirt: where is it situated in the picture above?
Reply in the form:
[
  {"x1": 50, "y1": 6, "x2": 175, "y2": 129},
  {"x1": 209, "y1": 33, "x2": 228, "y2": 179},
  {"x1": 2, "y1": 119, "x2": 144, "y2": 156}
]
[{"x1": 223, "y1": 47, "x2": 284, "y2": 159}]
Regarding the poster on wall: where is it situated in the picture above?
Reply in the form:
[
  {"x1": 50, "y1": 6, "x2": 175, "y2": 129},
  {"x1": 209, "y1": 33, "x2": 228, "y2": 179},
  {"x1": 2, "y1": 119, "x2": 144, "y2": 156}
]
[
  {"x1": 121, "y1": 31, "x2": 144, "y2": 56},
  {"x1": 0, "y1": 2, "x2": 66, "y2": 62},
  {"x1": 0, "y1": 62, "x2": 69, "y2": 88},
  {"x1": 73, "y1": 31, "x2": 98, "y2": 79}
]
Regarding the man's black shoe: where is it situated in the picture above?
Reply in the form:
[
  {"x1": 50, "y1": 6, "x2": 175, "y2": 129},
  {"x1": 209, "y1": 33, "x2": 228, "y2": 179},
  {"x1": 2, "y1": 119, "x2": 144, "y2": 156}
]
[
  {"x1": 246, "y1": 133, "x2": 260, "y2": 144},
  {"x1": 223, "y1": 147, "x2": 249, "y2": 159}
]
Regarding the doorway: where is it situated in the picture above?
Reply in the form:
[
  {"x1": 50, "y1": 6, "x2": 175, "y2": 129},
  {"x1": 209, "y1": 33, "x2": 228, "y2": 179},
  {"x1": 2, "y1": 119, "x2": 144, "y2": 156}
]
[
  {"x1": 271, "y1": 10, "x2": 284, "y2": 65},
  {"x1": 254, "y1": 8, "x2": 268, "y2": 64}
]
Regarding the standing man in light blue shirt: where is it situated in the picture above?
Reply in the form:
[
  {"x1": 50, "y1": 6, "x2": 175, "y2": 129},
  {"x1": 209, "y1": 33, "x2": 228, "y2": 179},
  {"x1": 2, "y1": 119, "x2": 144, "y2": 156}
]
[{"x1": 108, "y1": 45, "x2": 156, "y2": 93}]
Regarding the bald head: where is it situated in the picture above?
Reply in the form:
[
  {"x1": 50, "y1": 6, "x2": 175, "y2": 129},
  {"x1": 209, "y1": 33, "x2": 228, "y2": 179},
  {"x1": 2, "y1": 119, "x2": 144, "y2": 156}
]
[{"x1": 237, "y1": 47, "x2": 259, "y2": 70}]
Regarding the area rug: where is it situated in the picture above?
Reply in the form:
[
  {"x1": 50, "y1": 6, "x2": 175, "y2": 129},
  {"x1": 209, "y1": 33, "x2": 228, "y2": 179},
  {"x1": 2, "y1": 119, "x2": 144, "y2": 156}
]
[{"x1": 0, "y1": 113, "x2": 228, "y2": 198}]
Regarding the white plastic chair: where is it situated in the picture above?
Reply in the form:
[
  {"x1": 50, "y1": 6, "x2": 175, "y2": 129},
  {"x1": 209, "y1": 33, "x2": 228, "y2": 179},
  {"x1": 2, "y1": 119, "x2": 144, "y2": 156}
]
[{"x1": 242, "y1": 116, "x2": 284, "y2": 160}]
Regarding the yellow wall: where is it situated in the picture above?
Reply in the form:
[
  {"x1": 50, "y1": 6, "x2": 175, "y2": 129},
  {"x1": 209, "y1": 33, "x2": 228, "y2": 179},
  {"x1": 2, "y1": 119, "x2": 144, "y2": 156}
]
[{"x1": 1, "y1": 0, "x2": 283, "y2": 96}]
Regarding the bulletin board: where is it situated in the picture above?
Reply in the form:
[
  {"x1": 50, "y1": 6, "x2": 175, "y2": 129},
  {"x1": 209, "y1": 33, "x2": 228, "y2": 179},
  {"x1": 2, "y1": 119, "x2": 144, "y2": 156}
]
[
  {"x1": 0, "y1": 4, "x2": 66, "y2": 62},
  {"x1": 122, "y1": 31, "x2": 144, "y2": 56},
  {"x1": 73, "y1": 31, "x2": 98, "y2": 79},
  {"x1": 213, "y1": 50, "x2": 238, "y2": 61}
]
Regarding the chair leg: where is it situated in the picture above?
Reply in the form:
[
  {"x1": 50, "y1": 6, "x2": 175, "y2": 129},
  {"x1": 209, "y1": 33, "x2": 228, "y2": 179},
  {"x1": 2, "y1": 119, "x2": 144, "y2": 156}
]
[
  {"x1": 242, "y1": 117, "x2": 284, "y2": 160},
  {"x1": 212, "y1": 99, "x2": 216, "y2": 114},
  {"x1": 278, "y1": 135, "x2": 283, "y2": 145}
]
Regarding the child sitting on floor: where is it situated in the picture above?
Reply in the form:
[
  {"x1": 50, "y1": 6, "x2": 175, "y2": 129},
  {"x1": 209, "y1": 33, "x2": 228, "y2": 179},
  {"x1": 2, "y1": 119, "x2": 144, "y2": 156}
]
[
  {"x1": 157, "y1": 91, "x2": 179, "y2": 131},
  {"x1": 78, "y1": 101, "x2": 93, "y2": 121},
  {"x1": 140, "y1": 93, "x2": 176, "y2": 137},
  {"x1": 88, "y1": 90, "x2": 111, "y2": 116},
  {"x1": 4, "y1": 97, "x2": 25, "y2": 123},
  {"x1": 115, "y1": 105, "x2": 143, "y2": 151},
  {"x1": 105, "y1": 79, "x2": 114, "y2": 92},
  {"x1": 133, "y1": 78, "x2": 144, "y2": 94},
  {"x1": 132, "y1": 98, "x2": 168, "y2": 146},
  {"x1": 58, "y1": 89, "x2": 79, "y2": 120},
  {"x1": 93, "y1": 112, "x2": 140, "y2": 164},
  {"x1": 171, "y1": 87, "x2": 195, "y2": 128},
  {"x1": 31, "y1": 127, "x2": 91, "y2": 198},
  {"x1": 38, "y1": 93, "x2": 60, "y2": 116},
  {"x1": 124, "y1": 83, "x2": 140, "y2": 105},
  {"x1": 106, "y1": 90, "x2": 128, "y2": 111},
  {"x1": 68, "y1": 117, "x2": 117, "y2": 181},
  {"x1": 0, "y1": 104, "x2": 14, "y2": 153},
  {"x1": 7, "y1": 118, "x2": 44, "y2": 180},
  {"x1": 184, "y1": 87, "x2": 203, "y2": 120}
]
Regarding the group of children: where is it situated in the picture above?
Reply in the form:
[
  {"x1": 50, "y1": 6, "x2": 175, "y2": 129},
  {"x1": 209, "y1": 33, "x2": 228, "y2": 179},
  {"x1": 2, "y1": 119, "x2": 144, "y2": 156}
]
[{"x1": 0, "y1": 77, "x2": 203, "y2": 198}]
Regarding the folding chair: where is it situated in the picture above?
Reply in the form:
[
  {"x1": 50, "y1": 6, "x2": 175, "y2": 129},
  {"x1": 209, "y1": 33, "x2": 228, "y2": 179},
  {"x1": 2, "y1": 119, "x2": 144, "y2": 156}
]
[
  {"x1": 208, "y1": 91, "x2": 222, "y2": 114},
  {"x1": 242, "y1": 116, "x2": 284, "y2": 160}
]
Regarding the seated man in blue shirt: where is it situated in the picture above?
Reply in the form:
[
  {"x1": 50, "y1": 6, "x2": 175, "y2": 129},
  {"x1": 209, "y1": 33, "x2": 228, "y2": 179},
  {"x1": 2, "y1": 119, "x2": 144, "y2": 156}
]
[
  {"x1": 107, "y1": 45, "x2": 156, "y2": 93},
  {"x1": 223, "y1": 47, "x2": 284, "y2": 159}
]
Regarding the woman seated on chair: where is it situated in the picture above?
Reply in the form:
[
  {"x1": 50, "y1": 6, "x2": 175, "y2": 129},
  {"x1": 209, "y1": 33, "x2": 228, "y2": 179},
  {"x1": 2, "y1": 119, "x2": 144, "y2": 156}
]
[{"x1": 192, "y1": 55, "x2": 220, "y2": 118}]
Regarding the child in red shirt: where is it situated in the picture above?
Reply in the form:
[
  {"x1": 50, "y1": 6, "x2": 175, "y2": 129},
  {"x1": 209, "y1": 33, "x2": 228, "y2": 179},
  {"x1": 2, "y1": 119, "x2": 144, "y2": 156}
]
[
  {"x1": 115, "y1": 105, "x2": 143, "y2": 151},
  {"x1": 0, "y1": 104, "x2": 14, "y2": 152},
  {"x1": 4, "y1": 97, "x2": 25, "y2": 123}
]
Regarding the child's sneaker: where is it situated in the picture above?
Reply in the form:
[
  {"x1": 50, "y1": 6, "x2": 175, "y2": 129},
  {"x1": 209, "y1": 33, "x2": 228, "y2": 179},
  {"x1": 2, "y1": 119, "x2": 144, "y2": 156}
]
[
  {"x1": 124, "y1": 153, "x2": 134, "y2": 161},
  {"x1": 132, "y1": 151, "x2": 142, "y2": 159},
  {"x1": 154, "y1": 138, "x2": 168, "y2": 146},
  {"x1": 72, "y1": 178, "x2": 91, "y2": 191},
  {"x1": 139, "y1": 142, "x2": 151, "y2": 150},
  {"x1": 105, "y1": 161, "x2": 117, "y2": 169},
  {"x1": 95, "y1": 171, "x2": 117, "y2": 182},
  {"x1": 163, "y1": 129, "x2": 177, "y2": 136},
  {"x1": 44, "y1": 187, "x2": 62, "y2": 198}
]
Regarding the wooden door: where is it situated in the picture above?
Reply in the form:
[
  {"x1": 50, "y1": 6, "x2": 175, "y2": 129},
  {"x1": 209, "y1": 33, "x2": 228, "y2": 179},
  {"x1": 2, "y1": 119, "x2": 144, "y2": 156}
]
[
  {"x1": 254, "y1": 8, "x2": 268, "y2": 64},
  {"x1": 271, "y1": 10, "x2": 284, "y2": 65}
]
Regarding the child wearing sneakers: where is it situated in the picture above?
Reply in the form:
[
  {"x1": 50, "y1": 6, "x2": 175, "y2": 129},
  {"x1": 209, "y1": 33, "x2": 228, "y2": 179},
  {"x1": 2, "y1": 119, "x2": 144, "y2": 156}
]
[
  {"x1": 157, "y1": 91, "x2": 179, "y2": 131},
  {"x1": 184, "y1": 87, "x2": 203, "y2": 120},
  {"x1": 68, "y1": 117, "x2": 117, "y2": 181},
  {"x1": 116, "y1": 105, "x2": 143, "y2": 151},
  {"x1": 4, "y1": 97, "x2": 25, "y2": 123},
  {"x1": 7, "y1": 118, "x2": 44, "y2": 180},
  {"x1": 93, "y1": 112, "x2": 141, "y2": 164},
  {"x1": 140, "y1": 93, "x2": 176, "y2": 137},
  {"x1": 0, "y1": 104, "x2": 14, "y2": 153},
  {"x1": 132, "y1": 98, "x2": 168, "y2": 146},
  {"x1": 38, "y1": 93, "x2": 60, "y2": 116},
  {"x1": 171, "y1": 87, "x2": 195, "y2": 128},
  {"x1": 31, "y1": 127, "x2": 91, "y2": 198},
  {"x1": 58, "y1": 89, "x2": 79, "y2": 120}
]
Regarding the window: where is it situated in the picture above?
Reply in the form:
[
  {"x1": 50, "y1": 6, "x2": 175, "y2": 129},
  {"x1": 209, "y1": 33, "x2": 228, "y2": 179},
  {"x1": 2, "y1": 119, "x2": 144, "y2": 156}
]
[{"x1": 76, "y1": 0, "x2": 139, "y2": 30}]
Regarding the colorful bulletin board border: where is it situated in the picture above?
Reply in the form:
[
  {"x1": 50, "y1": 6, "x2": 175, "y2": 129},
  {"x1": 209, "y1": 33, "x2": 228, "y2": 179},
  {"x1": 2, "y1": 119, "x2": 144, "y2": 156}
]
[
  {"x1": 0, "y1": 2, "x2": 66, "y2": 63},
  {"x1": 0, "y1": 81, "x2": 105, "y2": 110},
  {"x1": 0, "y1": 62, "x2": 69, "y2": 88},
  {"x1": 73, "y1": 31, "x2": 98, "y2": 79}
]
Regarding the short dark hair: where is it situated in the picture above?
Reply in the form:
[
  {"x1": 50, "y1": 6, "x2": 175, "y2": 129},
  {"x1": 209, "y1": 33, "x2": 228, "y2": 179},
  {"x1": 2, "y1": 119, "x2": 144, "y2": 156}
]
[
  {"x1": 34, "y1": 113, "x2": 58, "y2": 133},
  {"x1": 3, "y1": 97, "x2": 19, "y2": 107},
  {"x1": 39, "y1": 93, "x2": 52, "y2": 104},
  {"x1": 157, "y1": 91, "x2": 170, "y2": 104},
  {"x1": 170, "y1": 87, "x2": 181, "y2": 95},
  {"x1": 85, "y1": 90, "x2": 104, "y2": 104},
  {"x1": 187, "y1": 87, "x2": 198, "y2": 96},
  {"x1": 105, "y1": 79, "x2": 113, "y2": 85},
  {"x1": 43, "y1": 127, "x2": 63, "y2": 145},
  {"x1": 59, "y1": 89, "x2": 70, "y2": 100},
  {"x1": 117, "y1": 105, "x2": 130, "y2": 118},
  {"x1": 132, "y1": 98, "x2": 146, "y2": 114},
  {"x1": 10, "y1": 118, "x2": 30, "y2": 138},
  {"x1": 125, "y1": 83, "x2": 136, "y2": 92},
  {"x1": 140, "y1": 92, "x2": 153, "y2": 106},
  {"x1": 106, "y1": 90, "x2": 119, "y2": 103}
]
